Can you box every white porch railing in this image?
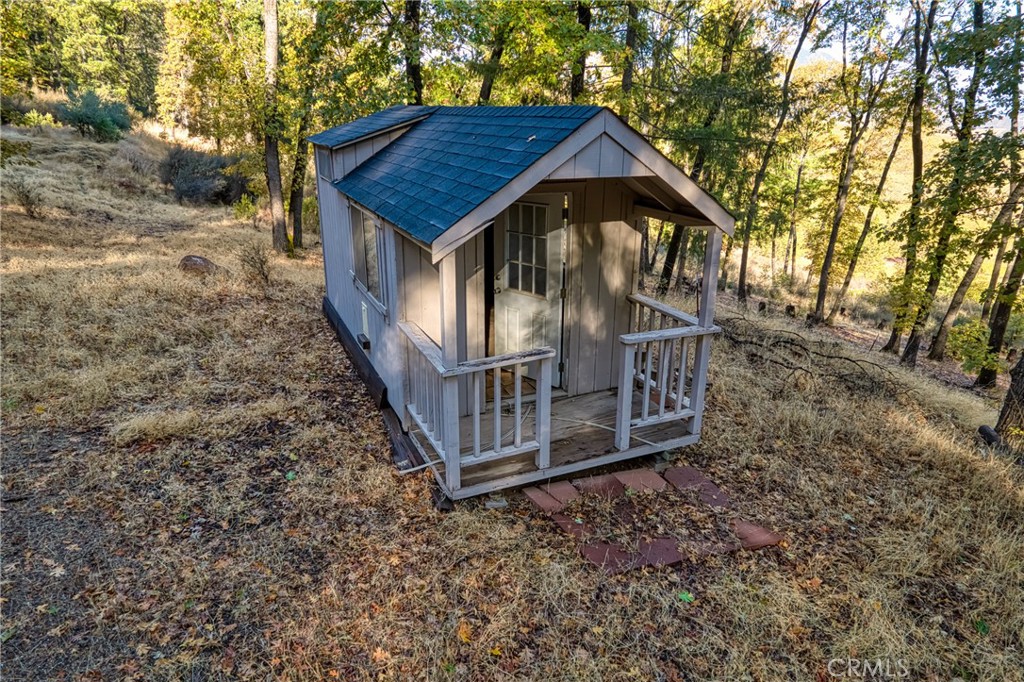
[615,293,720,451]
[399,321,555,492]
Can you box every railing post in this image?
[616,342,635,451]
[535,357,552,469]
[439,254,461,492]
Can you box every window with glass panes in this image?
[506,203,548,297]
[350,205,383,305]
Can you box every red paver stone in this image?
[572,473,626,499]
[612,468,668,493]
[698,482,730,509]
[663,466,709,491]
[551,512,593,540]
[636,537,684,567]
[543,480,581,505]
[523,486,564,513]
[731,519,784,550]
[580,542,636,574]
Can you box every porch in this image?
[401,293,720,499]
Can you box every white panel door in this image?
[495,194,564,386]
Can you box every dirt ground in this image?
[2,126,1023,681]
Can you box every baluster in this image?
[675,338,688,413]
[658,338,670,418]
[641,340,654,421]
[493,366,501,453]
[472,372,481,457]
[513,363,523,447]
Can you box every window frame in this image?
[505,202,549,299]
[316,146,333,180]
[348,203,387,314]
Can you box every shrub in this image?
[302,195,319,236]
[22,110,59,130]
[57,87,131,142]
[238,240,272,287]
[160,146,248,205]
[0,139,32,168]
[234,194,260,229]
[4,167,43,219]
[948,319,1000,373]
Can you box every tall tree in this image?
[404,0,423,105]
[736,0,825,302]
[881,0,940,354]
[264,0,288,253]
[977,233,1024,387]
[812,7,906,322]
[826,99,913,323]
[901,0,988,366]
[928,180,1024,359]
[571,1,591,102]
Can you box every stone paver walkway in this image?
[523,465,784,574]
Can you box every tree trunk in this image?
[657,224,684,295]
[982,236,1010,321]
[826,100,912,324]
[901,0,983,367]
[929,181,1024,359]
[976,238,1024,387]
[620,2,638,120]
[737,1,821,303]
[673,228,692,293]
[264,0,288,253]
[286,107,312,249]
[783,151,807,278]
[885,0,938,356]
[404,0,423,105]
[571,1,591,102]
[659,9,744,289]
[478,21,509,104]
[995,357,1024,452]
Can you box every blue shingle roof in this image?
[307,106,435,148]
[324,105,603,245]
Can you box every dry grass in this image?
[2,125,1023,681]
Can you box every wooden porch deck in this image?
[411,387,696,498]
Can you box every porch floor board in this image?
[412,388,694,495]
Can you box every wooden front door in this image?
[494,194,565,387]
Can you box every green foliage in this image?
[0,140,32,168]
[160,146,247,205]
[947,320,1000,373]
[58,87,131,141]
[234,194,259,228]
[22,110,59,130]
[0,1,164,114]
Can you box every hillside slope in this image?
[2,126,1022,681]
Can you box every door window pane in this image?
[506,202,552,297]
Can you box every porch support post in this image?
[535,357,552,469]
[439,252,462,492]
[691,229,721,434]
[615,343,636,450]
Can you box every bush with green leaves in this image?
[947,319,1000,373]
[57,87,131,142]
[22,110,59,129]
[160,146,248,205]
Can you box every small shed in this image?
[310,105,735,499]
